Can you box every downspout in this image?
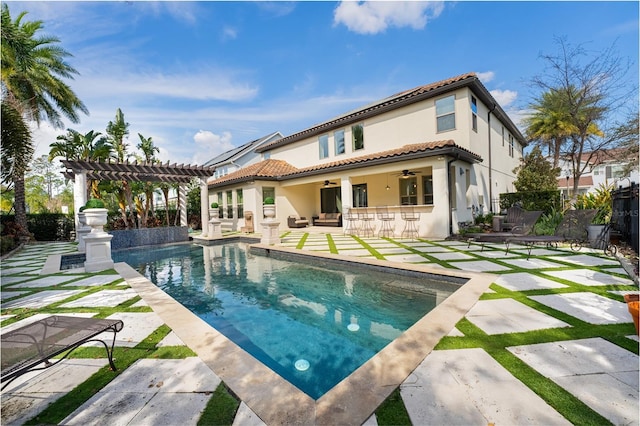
[447,155,459,236]
[487,103,497,213]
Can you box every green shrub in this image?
[210,202,218,208]
[534,207,564,235]
[574,183,613,224]
[263,197,275,205]
[84,198,105,209]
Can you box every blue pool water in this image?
[113,242,461,399]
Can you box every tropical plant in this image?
[1,4,87,236]
[574,183,614,224]
[106,108,134,227]
[136,133,160,227]
[533,206,564,235]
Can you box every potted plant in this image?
[83,198,108,231]
[263,197,276,220]
[210,202,219,219]
[575,183,613,249]
[624,294,639,335]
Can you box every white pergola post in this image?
[200,179,209,237]
[73,170,87,242]
[179,184,188,227]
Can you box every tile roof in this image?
[256,72,525,153]
[558,175,594,188]
[208,140,482,188]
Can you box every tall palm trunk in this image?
[13,168,29,238]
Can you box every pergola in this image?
[61,159,215,237]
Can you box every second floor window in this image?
[352,124,364,151]
[436,95,455,132]
[334,129,345,155]
[471,96,478,132]
[319,135,329,159]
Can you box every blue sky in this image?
[8,1,639,166]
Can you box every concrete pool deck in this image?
[1,234,638,425]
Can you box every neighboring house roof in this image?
[208,140,482,188]
[202,131,283,168]
[562,148,628,167]
[256,72,526,153]
[558,176,594,188]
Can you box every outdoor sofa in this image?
[313,213,342,227]
[288,216,309,228]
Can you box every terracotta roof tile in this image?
[558,176,594,188]
[258,73,479,152]
[208,140,482,188]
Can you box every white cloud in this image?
[490,89,518,107]
[476,71,495,83]
[333,1,444,35]
[222,26,238,41]
[191,130,234,165]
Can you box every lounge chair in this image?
[508,209,598,259]
[466,210,543,250]
[287,215,309,228]
[502,205,525,231]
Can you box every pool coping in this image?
[116,242,495,425]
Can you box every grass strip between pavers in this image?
[197,383,241,426]
[436,317,616,425]
[24,324,177,425]
[296,232,309,250]
[374,387,412,425]
[326,233,338,254]
[350,235,386,260]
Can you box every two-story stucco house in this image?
[205,72,526,239]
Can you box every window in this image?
[508,134,514,157]
[471,96,478,132]
[422,171,433,205]
[226,191,233,219]
[236,189,243,218]
[217,191,223,217]
[399,177,418,205]
[436,95,455,132]
[501,126,505,146]
[263,151,270,160]
[352,184,368,207]
[334,129,345,155]
[319,135,329,159]
[352,124,364,151]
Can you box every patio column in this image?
[73,170,87,242]
[200,179,209,237]
[340,177,353,212]
[179,184,188,227]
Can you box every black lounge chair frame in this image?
[1,315,124,390]
[508,209,599,259]
[466,210,543,251]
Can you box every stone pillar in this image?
[200,179,209,237]
[260,205,280,245]
[73,171,87,242]
[179,184,188,227]
[76,212,91,253]
[83,208,114,273]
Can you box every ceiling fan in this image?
[323,180,337,186]
[395,169,421,178]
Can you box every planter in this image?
[263,204,276,221]
[587,224,609,249]
[78,212,87,227]
[84,208,108,233]
[210,209,220,220]
[624,294,639,335]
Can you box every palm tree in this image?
[1,101,33,236]
[1,4,87,236]
[136,133,160,227]
[49,129,112,199]
[106,108,134,227]
[524,89,577,169]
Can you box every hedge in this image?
[1,213,75,241]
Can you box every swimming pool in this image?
[113,241,461,399]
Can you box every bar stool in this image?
[401,206,420,239]
[343,209,359,236]
[358,209,375,238]
[376,206,395,238]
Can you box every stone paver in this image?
[547,254,620,267]
[529,292,632,324]
[400,348,571,425]
[62,358,221,426]
[4,274,84,288]
[500,258,565,270]
[466,299,570,334]
[1,289,84,309]
[60,288,138,308]
[1,359,108,426]
[427,251,476,261]
[495,272,568,291]
[542,268,634,286]
[508,338,639,426]
[63,274,123,287]
[447,260,512,272]
[94,312,165,347]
